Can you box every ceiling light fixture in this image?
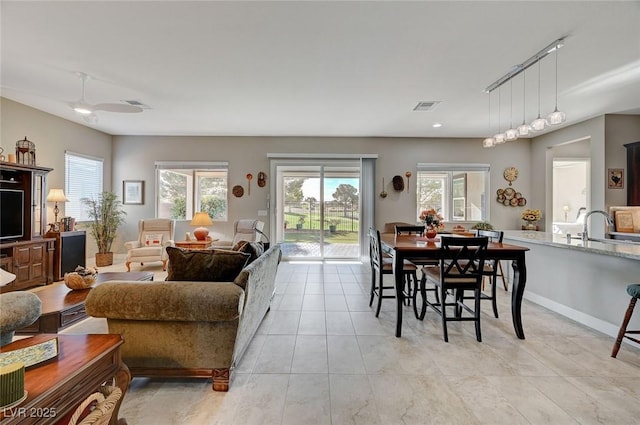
[505,79,519,141]
[546,41,566,125]
[483,37,566,146]
[483,92,495,148]
[517,68,532,137]
[432,123,442,128]
[494,87,506,144]
[530,58,548,132]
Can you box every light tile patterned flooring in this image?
[62,258,640,425]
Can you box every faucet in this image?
[581,210,613,242]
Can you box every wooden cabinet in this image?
[0,239,54,292]
[46,230,87,281]
[0,162,54,291]
[625,141,640,206]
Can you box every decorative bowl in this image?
[64,272,97,290]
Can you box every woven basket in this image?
[64,272,97,290]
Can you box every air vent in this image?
[122,100,151,109]
[413,101,441,112]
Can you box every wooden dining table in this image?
[380,233,530,339]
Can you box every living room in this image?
[2,1,640,424]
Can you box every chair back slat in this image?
[395,225,424,235]
[369,227,383,270]
[475,229,504,243]
[440,236,488,283]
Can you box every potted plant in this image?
[326,218,340,233]
[296,216,305,230]
[471,221,494,231]
[82,191,127,266]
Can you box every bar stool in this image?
[611,284,640,358]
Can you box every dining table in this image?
[380,233,530,339]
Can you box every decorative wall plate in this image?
[503,167,519,186]
[232,185,244,197]
[257,171,267,187]
[392,175,404,191]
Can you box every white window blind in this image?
[65,151,104,221]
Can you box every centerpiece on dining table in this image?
[419,208,445,239]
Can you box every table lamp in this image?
[190,212,213,241]
[47,189,68,230]
[0,267,17,286]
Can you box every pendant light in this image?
[546,41,566,125]
[517,68,532,136]
[530,57,547,131]
[505,79,519,141]
[494,86,506,144]
[483,91,495,148]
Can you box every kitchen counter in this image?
[503,230,640,261]
[502,230,640,346]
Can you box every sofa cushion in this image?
[232,241,264,264]
[166,247,250,282]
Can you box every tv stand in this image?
[0,161,54,292]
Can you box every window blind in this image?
[65,151,104,221]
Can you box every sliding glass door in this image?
[274,161,361,260]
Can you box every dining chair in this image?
[394,225,440,309]
[368,228,418,317]
[475,229,505,318]
[418,236,488,342]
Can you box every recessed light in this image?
[432,123,442,128]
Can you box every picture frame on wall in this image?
[608,168,624,189]
[123,180,144,204]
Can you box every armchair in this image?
[211,219,265,249]
[125,218,175,272]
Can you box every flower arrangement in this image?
[419,208,445,229]
[521,209,542,222]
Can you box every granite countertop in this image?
[503,230,640,261]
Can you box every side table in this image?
[174,239,217,250]
[0,334,130,425]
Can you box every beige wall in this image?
[1,98,113,255]
[112,135,532,252]
[5,98,637,255]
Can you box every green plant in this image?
[81,191,127,253]
[298,216,306,224]
[471,221,494,231]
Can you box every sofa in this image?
[85,243,281,391]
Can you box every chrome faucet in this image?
[582,210,613,242]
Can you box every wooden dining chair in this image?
[394,225,440,310]
[475,229,505,318]
[418,236,488,342]
[368,228,418,317]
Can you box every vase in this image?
[523,221,538,231]
[425,225,438,239]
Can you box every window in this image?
[416,164,489,222]
[65,151,104,221]
[155,161,228,221]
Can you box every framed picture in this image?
[123,180,144,204]
[608,168,624,189]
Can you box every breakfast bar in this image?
[503,231,640,342]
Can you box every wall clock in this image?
[503,167,519,186]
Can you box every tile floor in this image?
[61,259,640,425]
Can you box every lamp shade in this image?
[190,212,213,241]
[46,189,68,203]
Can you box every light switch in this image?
[258,210,268,216]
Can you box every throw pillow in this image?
[144,233,163,246]
[232,240,265,264]
[166,246,250,282]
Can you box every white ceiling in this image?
[2,1,640,138]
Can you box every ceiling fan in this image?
[70,72,143,122]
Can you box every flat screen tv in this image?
[0,189,25,241]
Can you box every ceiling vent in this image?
[413,101,440,112]
[122,99,151,109]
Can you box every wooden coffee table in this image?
[19,271,154,334]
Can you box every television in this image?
[0,189,25,241]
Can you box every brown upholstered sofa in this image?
[85,244,281,391]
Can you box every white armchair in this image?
[125,219,175,272]
[211,219,265,249]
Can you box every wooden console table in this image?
[19,271,154,334]
[0,334,130,425]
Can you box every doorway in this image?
[552,158,590,234]
[274,161,361,260]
